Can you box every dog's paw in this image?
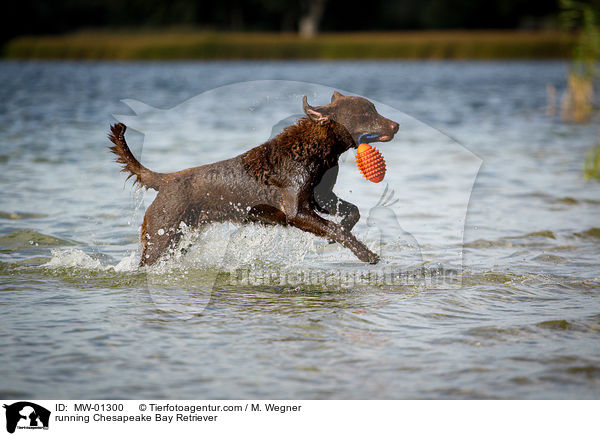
[368,252,380,264]
[357,250,380,264]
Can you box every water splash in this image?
[43,248,138,272]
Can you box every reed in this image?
[2,30,573,60]
[584,137,600,181]
[561,71,595,122]
[557,0,599,123]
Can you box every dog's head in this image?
[303,91,399,147]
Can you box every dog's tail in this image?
[108,123,164,191]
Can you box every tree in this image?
[299,0,327,37]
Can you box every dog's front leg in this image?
[289,208,379,264]
[314,190,360,232]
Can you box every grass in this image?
[2,30,574,60]
[584,138,600,181]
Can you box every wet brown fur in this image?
[109,124,164,191]
[108,92,399,266]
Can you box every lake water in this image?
[1,61,599,399]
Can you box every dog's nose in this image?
[391,122,399,133]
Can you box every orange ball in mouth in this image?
[355,143,386,183]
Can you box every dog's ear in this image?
[302,96,330,125]
[331,91,344,103]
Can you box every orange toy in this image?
[355,143,386,183]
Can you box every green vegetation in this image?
[2,30,573,60]
[0,0,564,43]
[584,138,600,180]
[558,2,600,181]
[559,0,600,122]
[561,0,600,77]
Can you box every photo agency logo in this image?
[112,80,481,318]
[3,402,50,433]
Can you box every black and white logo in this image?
[3,402,50,434]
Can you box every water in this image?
[1,61,599,399]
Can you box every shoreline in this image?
[2,30,573,60]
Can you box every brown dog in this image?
[109,91,399,266]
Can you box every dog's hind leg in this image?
[139,197,190,266]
